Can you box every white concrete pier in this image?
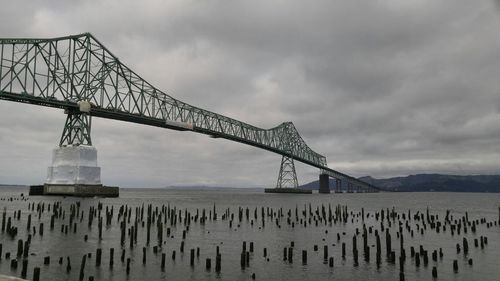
[36,145,118,197]
[46,145,101,185]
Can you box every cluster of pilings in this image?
[0,194,498,280]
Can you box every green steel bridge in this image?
[0,33,379,193]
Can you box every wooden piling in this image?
[79,255,86,281]
[190,249,195,266]
[463,237,469,255]
[33,267,40,281]
[385,230,391,257]
[17,239,23,257]
[96,248,102,267]
[66,257,72,273]
[353,236,358,265]
[215,254,221,272]
[161,253,166,270]
[21,259,28,278]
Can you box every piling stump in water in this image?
[109,248,114,268]
[206,258,211,270]
[33,267,40,281]
[161,253,166,270]
[215,254,221,272]
[79,255,87,281]
[96,248,102,267]
[21,259,28,278]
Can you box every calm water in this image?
[0,186,498,281]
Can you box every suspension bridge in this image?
[0,33,379,196]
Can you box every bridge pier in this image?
[347,182,354,193]
[319,174,330,194]
[31,103,118,197]
[335,179,342,193]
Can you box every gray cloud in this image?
[1,0,500,187]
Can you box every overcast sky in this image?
[1,0,500,188]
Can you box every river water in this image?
[0,186,498,281]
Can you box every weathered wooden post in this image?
[161,253,166,270]
[109,248,114,268]
[79,255,86,281]
[33,267,40,281]
[206,258,211,270]
[96,248,102,267]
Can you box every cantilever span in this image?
[0,33,379,192]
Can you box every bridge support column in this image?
[276,155,299,189]
[319,174,330,194]
[31,103,118,197]
[335,179,342,193]
[347,182,354,193]
[264,155,311,194]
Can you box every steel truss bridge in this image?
[0,33,379,193]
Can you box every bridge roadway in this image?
[0,33,379,192]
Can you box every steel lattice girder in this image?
[0,33,380,191]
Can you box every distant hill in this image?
[301,174,500,192]
[0,184,26,187]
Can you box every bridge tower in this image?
[276,155,299,188]
[264,155,312,194]
[41,101,118,197]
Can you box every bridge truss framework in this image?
[0,33,379,193]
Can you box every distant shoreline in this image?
[301,173,500,193]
